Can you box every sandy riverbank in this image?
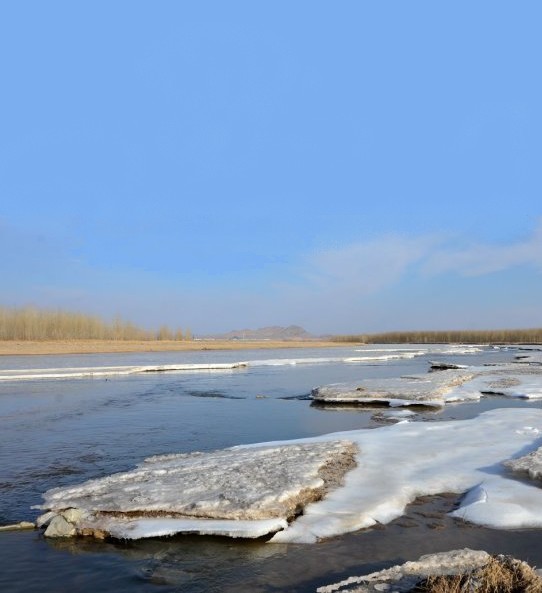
[0,339,351,356]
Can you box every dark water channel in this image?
[1,346,540,592]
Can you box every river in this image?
[1,345,541,592]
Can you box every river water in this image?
[1,345,541,592]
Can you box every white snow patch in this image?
[269,408,542,542]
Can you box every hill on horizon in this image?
[205,325,315,341]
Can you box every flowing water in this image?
[1,345,541,592]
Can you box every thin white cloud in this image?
[422,221,542,277]
[301,234,441,294]
[296,220,542,296]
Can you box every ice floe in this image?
[0,354,425,382]
[37,440,357,539]
[514,352,542,365]
[313,364,542,407]
[504,446,542,482]
[0,344,494,383]
[429,360,469,370]
[478,372,542,399]
[345,352,426,362]
[1,345,486,384]
[0,362,248,381]
[312,370,477,407]
[36,408,542,543]
[376,409,417,421]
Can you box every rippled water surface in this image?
[1,345,540,592]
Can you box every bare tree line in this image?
[332,329,542,344]
[0,306,192,341]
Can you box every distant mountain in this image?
[206,325,314,341]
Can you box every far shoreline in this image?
[0,339,353,357]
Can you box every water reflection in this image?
[16,494,542,593]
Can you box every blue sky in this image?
[1,1,541,334]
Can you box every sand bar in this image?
[0,339,349,356]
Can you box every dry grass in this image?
[0,339,342,356]
[333,328,542,344]
[333,329,542,344]
[415,556,542,593]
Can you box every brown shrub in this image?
[415,556,542,593]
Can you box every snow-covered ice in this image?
[313,365,542,407]
[0,344,492,383]
[0,362,248,381]
[268,409,542,543]
[312,370,477,407]
[377,409,416,420]
[0,354,426,382]
[514,352,542,365]
[37,408,542,543]
[470,368,542,399]
[429,360,468,369]
[344,352,426,362]
[38,440,357,539]
[504,446,542,482]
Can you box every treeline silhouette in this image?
[332,329,542,344]
[0,307,192,341]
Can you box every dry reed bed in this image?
[415,556,542,593]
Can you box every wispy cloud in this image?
[422,221,542,277]
[301,234,441,294]
[295,220,542,294]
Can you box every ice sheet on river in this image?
[313,365,542,407]
[505,445,542,482]
[37,409,542,543]
[38,441,357,539]
[0,344,482,382]
[514,351,542,365]
[312,370,477,407]
[0,362,248,381]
